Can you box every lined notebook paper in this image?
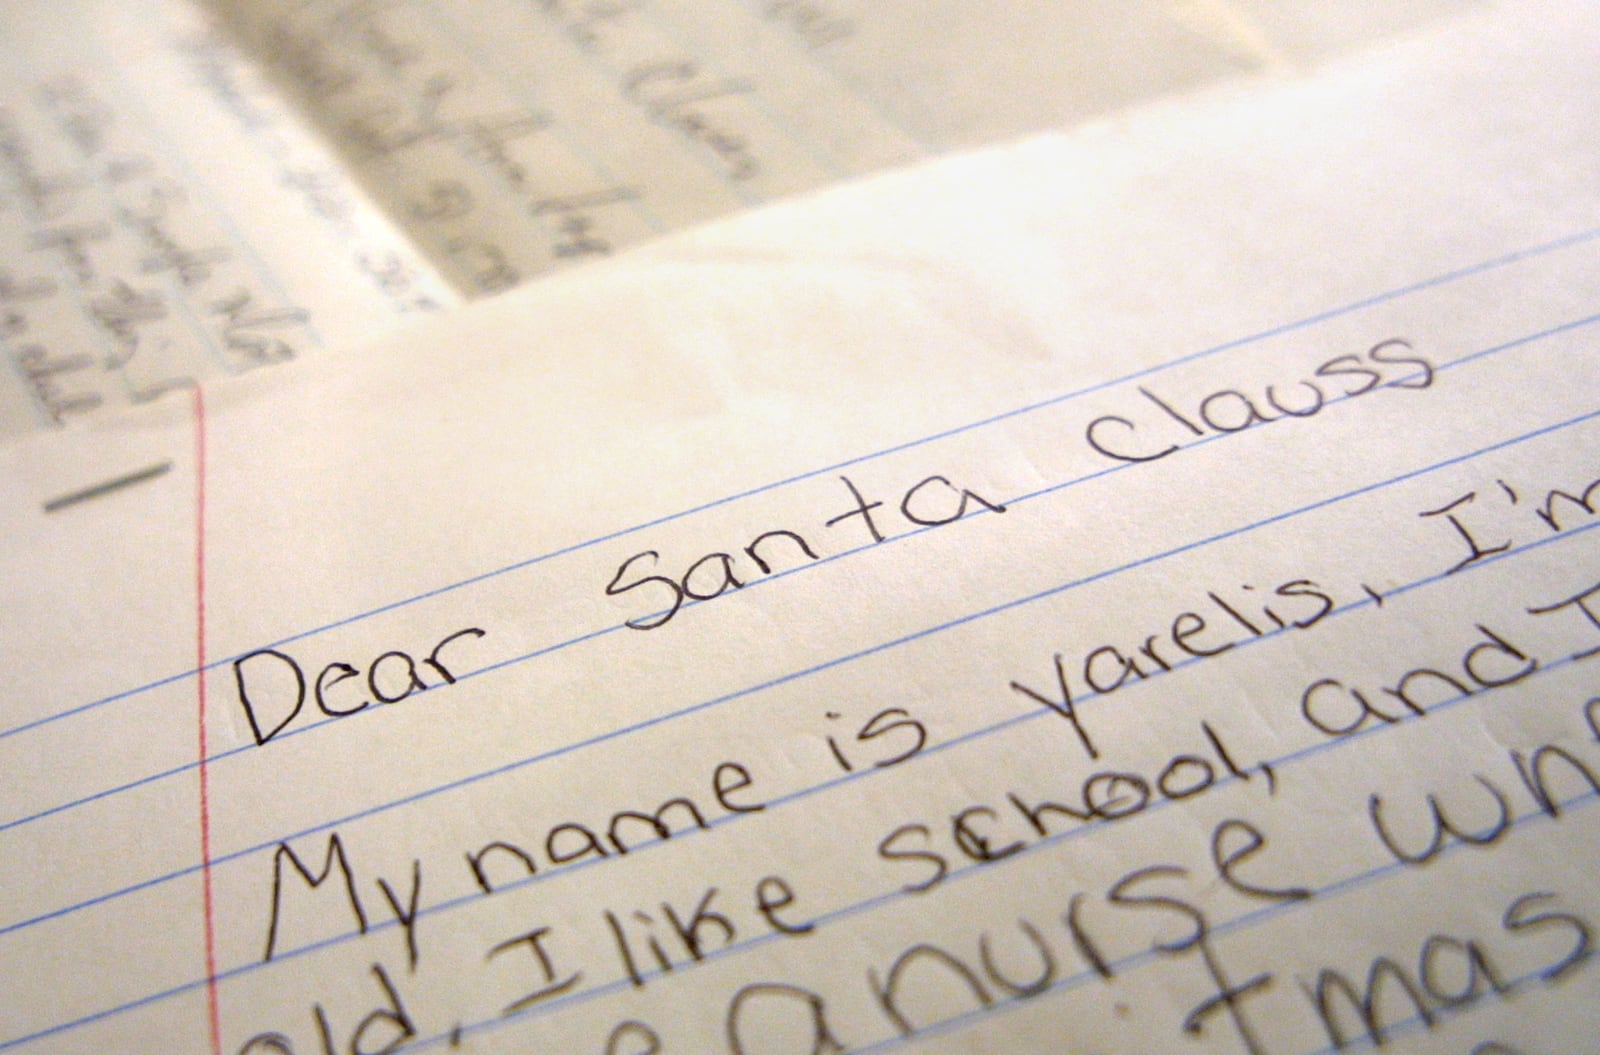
[3,1,1600,1052]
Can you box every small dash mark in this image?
[1362,583,1385,607]
[450,1024,463,1048]
[43,460,172,512]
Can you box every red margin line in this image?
[193,386,222,1055]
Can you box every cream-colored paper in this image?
[0,0,458,441]
[3,1,1599,1052]
[1,0,1471,437]
[206,0,1476,296]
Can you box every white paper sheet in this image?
[2,1,1596,1052]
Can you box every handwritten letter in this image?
[1,2,1594,1053]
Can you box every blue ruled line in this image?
[5,224,1597,744]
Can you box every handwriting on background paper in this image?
[0,76,315,427]
[215,0,653,293]
[0,3,464,437]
